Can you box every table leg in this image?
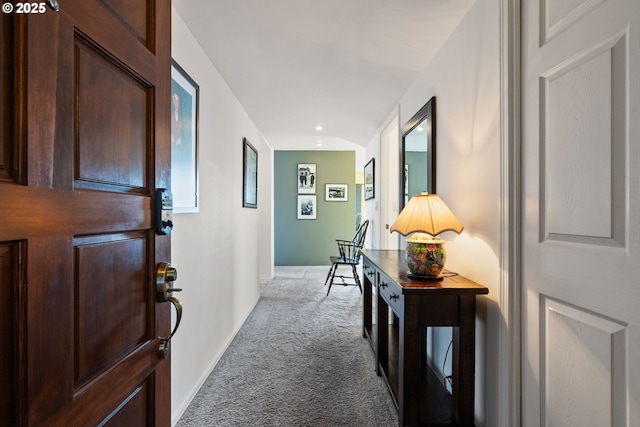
[376,293,388,376]
[452,295,477,426]
[363,273,372,339]
[400,297,421,426]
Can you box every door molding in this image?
[380,114,399,250]
[498,0,522,425]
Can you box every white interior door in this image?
[380,116,399,250]
[522,1,640,426]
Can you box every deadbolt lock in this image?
[156,262,181,302]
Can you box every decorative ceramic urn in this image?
[405,233,446,278]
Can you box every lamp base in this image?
[405,238,447,278]
[407,272,443,281]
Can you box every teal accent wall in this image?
[275,151,356,265]
[406,151,428,199]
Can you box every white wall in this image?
[362,108,399,251]
[366,2,501,425]
[170,7,274,425]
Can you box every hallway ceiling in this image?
[172,0,475,151]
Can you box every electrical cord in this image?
[441,269,459,278]
[443,339,454,393]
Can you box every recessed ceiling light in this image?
[315,125,323,132]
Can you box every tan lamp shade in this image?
[390,193,464,237]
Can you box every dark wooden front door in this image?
[1,1,172,426]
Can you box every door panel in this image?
[0,241,26,427]
[0,1,172,426]
[542,296,627,427]
[540,32,626,247]
[74,233,150,387]
[0,13,14,182]
[522,0,640,426]
[102,382,151,427]
[99,0,152,46]
[76,38,150,191]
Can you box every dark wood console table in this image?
[361,250,488,427]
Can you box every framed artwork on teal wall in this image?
[325,184,348,201]
[297,195,316,219]
[297,163,316,194]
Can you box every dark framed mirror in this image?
[400,96,436,209]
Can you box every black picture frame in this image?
[243,138,258,208]
[171,60,200,213]
[364,158,375,200]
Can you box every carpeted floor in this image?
[176,266,398,427]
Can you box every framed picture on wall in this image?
[171,59,199,213]
[243,138,258,208]
[297,195,316,219]
[364,158,375,200]
[297,163,316,194]
[325,184,348,201]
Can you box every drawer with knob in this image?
[362,260,378,285]
[378,270,404,317]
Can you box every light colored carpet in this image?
[176,265,398,427]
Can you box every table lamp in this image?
[390,193,463,279]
